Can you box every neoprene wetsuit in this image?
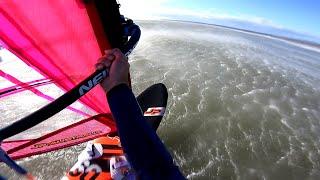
[107,84,185,180]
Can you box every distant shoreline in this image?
[154,19,320,51]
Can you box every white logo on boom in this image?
[79,70,107,96]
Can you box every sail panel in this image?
[0,0,111,114]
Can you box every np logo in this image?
[144,107,166,116]
[79,70,107,96]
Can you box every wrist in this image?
[105,82,129,93]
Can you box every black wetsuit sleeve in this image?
[107,84,185,179]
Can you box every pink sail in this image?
[0,0,119,160]
[0,0,111,113]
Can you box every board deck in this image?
[65,83,168,179]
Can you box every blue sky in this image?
[120,0,320,43]
[168,0,319,37]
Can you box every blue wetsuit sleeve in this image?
[107,84,185,179]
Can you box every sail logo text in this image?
[31,131,103,149]
[79,70,107,96]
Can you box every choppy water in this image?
[1,20,320,179]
